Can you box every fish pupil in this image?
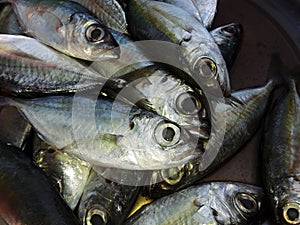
[198,58,216,78]
[287,208,299,221]
[90,214,105,225]
[239,197,255,210]
[91,29,102,40]
[162,127,175,142]
[181,96,197,114]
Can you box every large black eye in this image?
[86,24,105,43]
[86,209,107,225]
[176,92,202,115]
[154,121,181,147]
[283,202,300,224]
[194,57,217,78]
[234,193,258,215]
[221,25,238,36]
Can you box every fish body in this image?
[146,79,275,198]
[0,141,80,225]
[72,0,128,33]
[4,0,119,60]
[5,95,200,170]
[125,182,264,225]
[155,0,218,28]
[127,0,230,96]
[78,169,140,225]
[262,80,300,224]
[0,34,125,96]
[33,135,92,210]
[211,23,243,68]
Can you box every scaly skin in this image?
[262,80,300,224]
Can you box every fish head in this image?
[183,36,231,97]
[134,72,210,140]
[120,114,201,170]
[66,13,120,61]
[199,183,264,224]
[277,178,300,225]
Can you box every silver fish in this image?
[2,0,119,60]
[72,0,128,33]
[127,0,230,96]
[78,169,140,225]
[4,95,201,171]
[262,79,300,225]
[211,23,243,68]
[33,135,92,210]
[145,77,276,198]
[0,34,126,96]
[155,0,218,28]
[125,182,264,225]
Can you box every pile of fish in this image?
[0,0,298,224]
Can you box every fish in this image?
[154,0,218,28]
[262,79,300,225]
[0,106,31,149]
[0,4,22,34]
[124,182,265,225]
[0,141,80,225]
[127,0,230,96]
[0,34,126,96]
[211,23,243,68]
[72,0,128,33]
[145,76,276,198]
[33,135,92,210]
[78,169,140,225]
[1,0,119,61]
[2,94,201,171]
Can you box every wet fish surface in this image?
[72,0,128,33]
[78,169,140,225]
[127,0,230,96]
[33,135,92,210]
[145,77,276,198]
[2,0,119,60]
[3,95,201,171]
[0,141,80,225]
[262,79,300,225]
[0,34,126,96]
[125,182,264,225]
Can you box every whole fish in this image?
[72,0,128,33]
[127,0,230,96]
[262,79,300,225]
[33,135,92,210]
[3,95,201,171]
[155,0,218,28]
[0,34,126,96]
[125,182,265,225]
[0,141,80,225]
[145,76,276,198]
[78,169,140,225]
[211,23,243,68]
[1,0,119,60]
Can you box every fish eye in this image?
[234,193,258,215]
[86,209,107,225]
[176,92,202,115]
[194,57,217,79]
[221,26,238,36]
[161,166,184,185]
[283,202,300,224]
[86,24,105,43]
[154,121,181,147]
